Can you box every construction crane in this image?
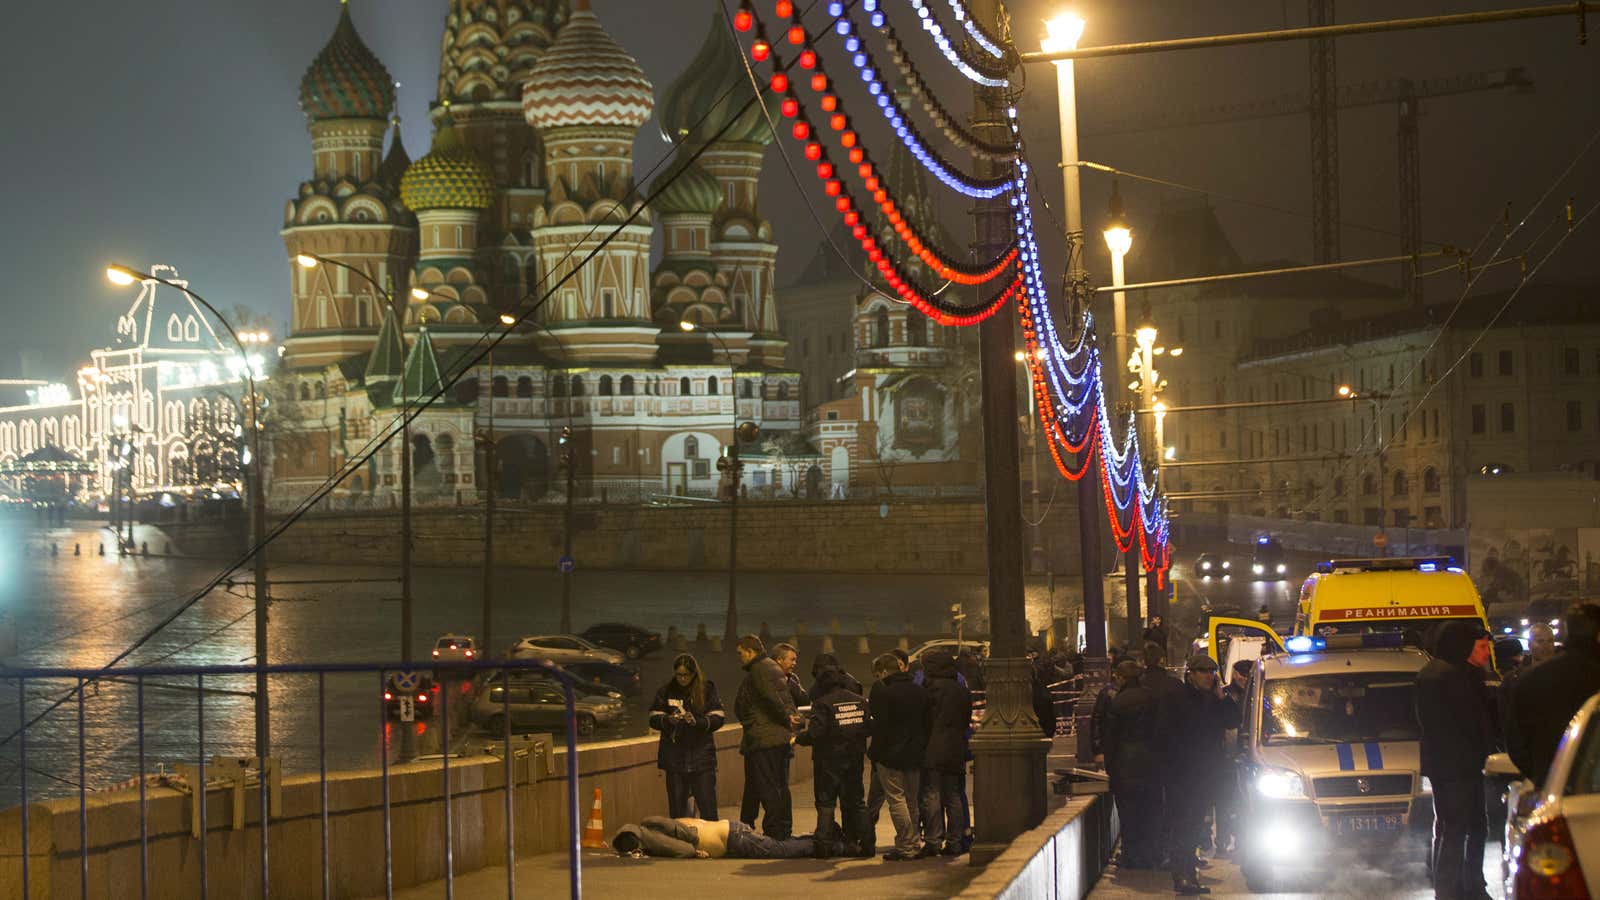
[1084,66,1533,302]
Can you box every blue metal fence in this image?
[1,658,584,899]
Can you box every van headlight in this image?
[1254,766,1307,800]
[1276,563,1287,574]
[1253,563,1265,575]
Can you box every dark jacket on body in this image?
[797,669,871,759]
[781,669,810,711]
[868,670,931,770]
[1103,677,1164,783]
[648,679,725,773]
[1508,645,1600,785]
[1415,621,1496,781]
[921,652,974,773]
[1160,678,1240,786]
[736,655,796,753]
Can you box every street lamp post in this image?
[679,319,757,646]
[475,312,518,657]
[106,265,271,760]
[1104,190,1141,646]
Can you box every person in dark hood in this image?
[809,652,863,697]
[1508,604,1600,786]
[1161,654,1239,895]
[796,666,871,858]
[1103,659,1163,869]
[919,649,974,856]
[648,653,725,819]
[1416,620,1496,900]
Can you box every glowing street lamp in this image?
[1042,10,1087,285]
[498,313,516,327]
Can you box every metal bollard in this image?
[141,542,148,556]
[820,634,834,655]
[74,543,81,556]
[98,544,105,556]
[897,634,910,653]
[710,635,723,653]
[695,623,708,643]
[856,635,871,655]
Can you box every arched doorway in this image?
[412,434,440,488]
[496,434,550,500]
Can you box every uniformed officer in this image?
[797,666,872,857]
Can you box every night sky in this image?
[2,0,1595,374]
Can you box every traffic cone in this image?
[580,787,607,849]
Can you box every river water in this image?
[0,516,1085,805]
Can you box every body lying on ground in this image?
[612,816,843,860]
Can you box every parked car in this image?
[507,634,625,666]
[431,634,479,662]
[1195,552,1231,578]
[580,623,662,659]
[907,638,989,668]
[470,679,625,737]
[1502,693,1600,898]
[562,659,643,696]
[484,669,626,701]
[382,673,438,719]
[1251,536,1288,580]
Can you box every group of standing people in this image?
[646,636,976,862]
[1093,641,1240,895]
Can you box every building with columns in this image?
[270,0,810,508]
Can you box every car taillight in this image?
[432,649,440,657]
[1516,815,1590,899]
[417,693,428,703]
[466,649,474,657]
[383,691,393,700]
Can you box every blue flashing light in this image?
[1285,636,1325,653]
[1447,566,1464,574]
[1418,562,1438,573]
[1257,536,1270,545]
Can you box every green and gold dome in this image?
[299,2,395,123]
[649,159,721,215]
[399,121,494,211]
[657,3,782,147]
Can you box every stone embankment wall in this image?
[165,498,1087,576]
[0,726,811,900]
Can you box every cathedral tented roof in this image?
[299,3,395,123]
[363,306,405,383]
[397,327,446,403]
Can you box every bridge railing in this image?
[0,658,583,900]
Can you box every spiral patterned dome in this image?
[299,4,395,123]
[521,0,654,131]
[650,160,721,215]
[399,122,494,211]
[658,4,780,146]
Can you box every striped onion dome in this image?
[657,4,780,146]
[521,0,654,132]
[299,3,395,122]
[399,122,494,211]
[649,160,721,215]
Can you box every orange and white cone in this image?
[581,787,608,849]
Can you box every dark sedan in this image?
[580,622,662,659]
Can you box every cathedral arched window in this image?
[685,436,700,459]
[777,383,790,401]
[741,380,753,399]
[599,375,613,396]
[907,314,926,347]
[522,153,537,187]
[620,375,635,396]
[707,376,718,396]
[300,384,312,402]
[874,309,890,348]
[552,376,566,397]
[570,375,585,396]
[315,382,326,400]
[516,376,533,398]
[492,376,509,398]
[680,376,691,396]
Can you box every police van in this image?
[1293,556,1490,645]
[1225,633,1434,891]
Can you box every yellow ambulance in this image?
[1293,557,1490,643]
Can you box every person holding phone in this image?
[649,653,725,818]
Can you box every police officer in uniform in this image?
[798,666,872,857]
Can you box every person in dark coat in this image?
[1089,653,1133,763]
[797,666,871,857]
[1416,620,1496,900]
[648,653,725,819]
[1161,654,1239,895]
[1141,642,1184,706]
[1032,653,1059,740]
[809,652,863,697]
[868,652,931,860]
[735,634,798,838]
[918,649,974,856]
[1508,604,1600,786]
[1142,616,1170,657]
[771,642,810,710]
[1104,659,1163,869]
[1214,658,1253,855]
[864,651,908,846]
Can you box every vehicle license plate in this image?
[1334,814,1401,834]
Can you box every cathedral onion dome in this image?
[521,0,654,132]
[650,160,721,215]
[399,121,494,211]
[657,4,780,146]
[298,3,395,123]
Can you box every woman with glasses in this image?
[649,653,726,818]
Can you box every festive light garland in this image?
[895,0,1011,85]
[881,26,1013,160]
[939,0,1007,60]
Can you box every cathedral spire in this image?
[363,305,405,383]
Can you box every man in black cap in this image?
[1160,653,1239,895]
[1416,620,1496,900]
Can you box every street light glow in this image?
[1041,12,1086,54]
[1103,224,1132,257]
[410,287,430,301]
[1337,384,1353,397]
[1136,324,1158,345]
[679,320,697,332]
[1169,347,1184,357]
[295,254,318,269]
[105,266,136,286]
[498,313,516,326]
[1013,350,1026,362]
